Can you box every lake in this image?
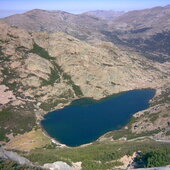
[41,89,155,146]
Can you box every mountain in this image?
[82,10,124,20]
[1,9,107,41]
[2,7,170,63]
[106,6,170,62]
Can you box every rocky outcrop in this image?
[43,161,82,170]
[0,148,33,166]
[44,161,73,170]
[0,85,16,105]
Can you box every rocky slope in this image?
[2,7,170,63]
[2,9,107,41]
[107,6,170,62]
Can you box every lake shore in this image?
[40,89,156,147]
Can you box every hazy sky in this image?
[0,0,170,16]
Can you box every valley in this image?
[0,5,170,170]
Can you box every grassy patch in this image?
[5,129,51,151]
[24,140,170,169]
[149,113,159,123]
[40,99,68,111]
[82,160,123,170]
[0,108,36,141]
[105,127,163,141]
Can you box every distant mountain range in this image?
[1,6,170,62]
[1,9,107,41]
[82,10,124,20]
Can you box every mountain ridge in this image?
[2,6,170,62]
[82,10,125,20]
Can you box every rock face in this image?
[0,85,16,105]
[0,148,33,166]
[43,161,73,170]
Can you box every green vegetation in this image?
[135,150,170,168]
[41,63,60,86]
[16,46,28,52]
[0,159,42,170]
[40,58,83,97]
[104,114,163,140]
[105,127,162,141]
[29,42,54,60]
[82,160,122,170]
[166,131,170,136]
[0,108,36,141]
[30,43,84,97]
[0,46,3,55]
[152,88,170,106]
[59,89,75,99]
[63,72,83,97]
[43,143,58,149]
[1,66,20,91]
[0,40,8,43]
[24,140,170,170]
[149,112,160,123]
[40,99,68,111]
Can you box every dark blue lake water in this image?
[41,89,155,147]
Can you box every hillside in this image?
[2,9,107,41]
[2,7,170,63]
[106,6,170,62]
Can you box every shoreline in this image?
[39,88,157,148]
[39,122,67,148]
